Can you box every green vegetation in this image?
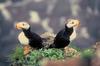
[10,45,94,66]
[81,48,94,58]
[10,47,65,66]
[10,46,24,61]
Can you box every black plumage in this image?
[50,26,73,48]
[22,28,43,49]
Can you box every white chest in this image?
[18,32,29,45]
[70,29,76,41]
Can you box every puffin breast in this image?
[70,29,76,41]
[18,32,29,45]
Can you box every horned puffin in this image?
[50,19,80,48]
[15,22,43,55]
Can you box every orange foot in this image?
[23,45,31,55]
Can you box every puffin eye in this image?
[71,22,74,24]
[22,24,25,26]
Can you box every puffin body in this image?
[16,22,43,55]
[50,19,80,48]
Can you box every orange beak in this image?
[77,21,80,27]
[75,20,80,28]
[15,23,22,30]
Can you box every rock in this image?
[64,47,80,58]
[40,32,56,48]
[42,57,82,66]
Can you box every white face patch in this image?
[67,24,73,28]
[22,22,30,30]
[66,21,75,28]
[66,19,80,28]
[18,32,29,45]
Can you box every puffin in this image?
[15,22,43,55]
[50,19,80,48]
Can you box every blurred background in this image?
[0,0,100,66]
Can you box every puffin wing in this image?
[53,29,70,48]
[28,32,43,48]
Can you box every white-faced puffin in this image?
[50,19,80,48]
[15,22,43,55]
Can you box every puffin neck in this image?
[65,25,73,36]
[22,28,32,38]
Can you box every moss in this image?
[10,46,24,61]
[11,45,93,66]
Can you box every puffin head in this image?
[15,22,30,30]
[65,19,80,28]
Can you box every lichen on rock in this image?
[40,32,56,48]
